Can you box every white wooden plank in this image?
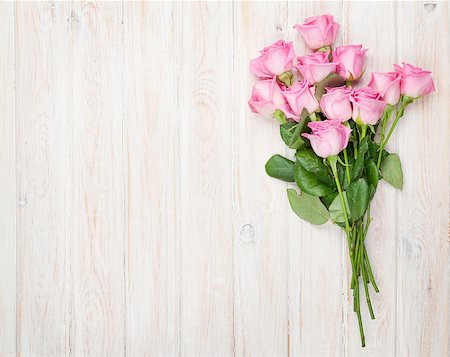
[69,2,125,355]
[15,2,71,355]
[0,2,16,355]
[343,2,398,355]
[5,3,450,355]
[178,3,234,355]
[233,3,290,356]
[396,2,449,356]
[284,3,345,356]
[123,2,180,355]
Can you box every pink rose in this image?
[333,45,367,80]
[302,120,351,158]
[320,86,353,122]
[249,40,296,78]
[350,87,387,125]
[296,50,337,83]
[281,80,319,116]
[294,14,339,50]
[368,71,402,105]
[248,77,295,119]
[394,62,435,98]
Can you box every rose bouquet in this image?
[248,14,434,347]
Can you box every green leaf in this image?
[365,159,379,189]
[294,160,336,197]
[350,137,369,181]
[280,122,296,142]
[265,155,295,182]
[273,109,287,124]
[367,140,378,160]
[280,123,304,150]
[314,73,345,101]
[279,110,310,149]
[368,140,389,162]
[359,136,369,156]
[368,183,376,201]
[287,188,330,225]
[337,157,348,189]
[381,154,403,190]
[295,148,334,186]
[321,192,338,209]
[347,178,370,221]
[329,192,351,223]
[351,155,365,181]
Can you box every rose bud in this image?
[302,120,351,158]
[320,86,353,122]
[368,71,402,105]
[394,62,435,98]
[294,14,339,50]
[249,40,296,78]
[248,77,296,120]
[296,50,337,83]
[333,45,368,81]
[281,80,320,116]
[350,87,387,125]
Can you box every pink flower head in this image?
[249,40,296,78]
[350,87,387,125]
[302,120,351,158]
[296,50,337,83]
[320,86,353,122]
[368,71,402,105]
[281,80,319,116]
[294,14,340,50]
[394,62,435,98]
[333,45,368,80]
[248,77,296,120]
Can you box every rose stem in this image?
[330,156,365,346]
[351,224,361,291]
[376,105,392,168]
[361,231,375,319]
[354,267,365,347]
[364,248,380,293]
[355,223,366,347]
[329,156,358,292]
[362,206,380,293]
[329,157,353,256]
[343,148,351,185]
[359,124,368,141]
[377,97,412,169]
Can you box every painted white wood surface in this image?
[0,2,448,356]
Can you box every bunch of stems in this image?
[328,97,412,346]
[329,155,378,348]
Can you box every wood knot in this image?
[424,2,437,12]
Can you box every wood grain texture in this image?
[123,2,180,355]
[69,2,125,355]
[396,2,449,356]
[233,3,290,356]
[0,2,16,355]
[178,3,234,355]
[1,2,448,356]
[15,2,71,355]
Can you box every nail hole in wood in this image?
[240,224,255,243]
